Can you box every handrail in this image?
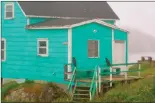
[67,67,76,92]
[89,66,98,101]
[99,62,141,68]
[112,62,141,66]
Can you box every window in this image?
[1,39,6,61]
[38,39,48,56]
[88,40,99,58]
[5,3,14,19]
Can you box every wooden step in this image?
[76,86,90,90]
[76,89,89,92]
[73,93,90,98]
[73,97,90,101]
[75,89,89,94]
[74,93,89,96]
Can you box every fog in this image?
[108,2,155,37]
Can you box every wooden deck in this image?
[77,75,143,83]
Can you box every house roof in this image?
[26,19,89,28]
[18,1,119,19]
[26,19,129,33]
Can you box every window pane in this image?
[39,48,46,54]
[39,41,46,47]
[94,41,98,57]
[6,5,13,11]
[6,12,13,18]
[1,51,4,60]
[88,40,98,57]
[1,41,4,49]
[88,40,95,57]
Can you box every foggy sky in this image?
[108,2,155,37]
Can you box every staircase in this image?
[73,85,90,102]
[67,66,98,102]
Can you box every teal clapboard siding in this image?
[1,2,68,84]
[114,29,128,63]
[72,23,112,70]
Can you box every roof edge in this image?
[26,15,120,20]
[26,19,129,33]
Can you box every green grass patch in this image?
[94,62,155,102]
[128,62,155,77]
[94,77,155,102]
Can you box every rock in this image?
[4,83,68,102]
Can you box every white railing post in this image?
[68,64,72,80]
[90,92,92,101]
[110,67,112,87]
[138,64,141,77]
[98,66,101,93]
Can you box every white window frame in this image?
[5,3,14,19]
[88,40,100,58]
[37,38,48,57]
[1,38,6,62]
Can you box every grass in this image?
[94,76,155,102]
[128,62,155,77]
[93,62,155,102]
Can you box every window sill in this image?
[4,17,14,20]
[38,54,48,57]
[88,57,100,58]
[2,60,6,62]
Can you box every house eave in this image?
[26,19,129,33]
[26,15,120,20]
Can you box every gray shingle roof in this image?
[18,1,119,19]
[26,19,89,28]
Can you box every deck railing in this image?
[67,66,76,92]
[89,66,98,101]
[98,62,143,93]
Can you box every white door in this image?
[113,41,126,74]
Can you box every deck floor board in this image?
[77,75,143,83]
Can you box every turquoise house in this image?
[1,1,128,84]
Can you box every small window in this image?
[1,39,6,61]
[88,40,99,58]
[5,3,14,19]
[38,39,48,56]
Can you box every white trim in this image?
[112,29,114,64]
[26,15,119,20]
[4,2,14,19]
[37,38,49,57]
[99,19,118,21]
[71,19,128,33]
[16,2,26,17]
[68,28,72,79]
[27,19,128,33]
[26,26,69,29]
[26,15,86,19]
[1,38,6,62]
[88,40,100,58]
[27,18,30,25]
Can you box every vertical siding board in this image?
[1,2,68,84]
